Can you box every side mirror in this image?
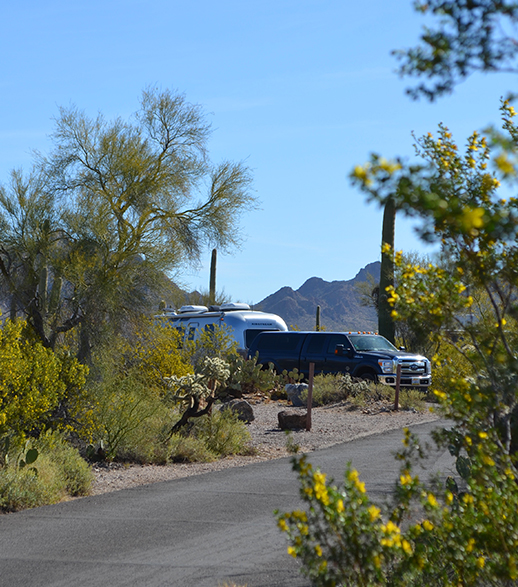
[399,346,406,351]
[335,344,345,356]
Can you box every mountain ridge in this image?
[255,261,380,331]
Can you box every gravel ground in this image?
[90,400,440,496]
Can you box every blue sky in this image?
[1,1,513,305]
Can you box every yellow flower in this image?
[400,472,413,486]
[477,556,485,569]
[478,431,488,439]
[336,499,345,513]
[278,519,288,532]
[422,520,434,531]
[315,544,323,557]
[287,546,297,558]
[382,520,401,535]
[368,505,381,521]
[461,206,485,231]
[495,153,516,175]
[427,493,439,508]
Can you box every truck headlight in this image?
[378,359,396,374]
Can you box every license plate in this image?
[411,378,420,385]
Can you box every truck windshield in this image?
[348,335,397,352]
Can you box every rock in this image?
[220,399,255,423]
[278,410,307,430]
[285,383,309,407]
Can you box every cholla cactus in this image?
[200,356,230,384]
[166,356,230,435]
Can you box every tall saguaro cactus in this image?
[316,305,321,331]
[378,198,396,344]
[209,248,217,305]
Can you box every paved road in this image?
[0,420,452,587]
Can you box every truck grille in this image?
[400,359,427,376]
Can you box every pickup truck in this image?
[247,331,431,390]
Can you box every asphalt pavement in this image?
[0,420,452,587]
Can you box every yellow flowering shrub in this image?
[279,103,518,586]
[0,318,87,439]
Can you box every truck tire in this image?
[359,371,377,383]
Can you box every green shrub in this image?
[0,466,57,512]
[168,434,217,463]
[299,373,425,411]
[0,433,92,511]
[194,409,254,457]
[168,410,253,463]
[35,431,92,496]
[84,370,166,461]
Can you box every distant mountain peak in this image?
[257,261,380,331]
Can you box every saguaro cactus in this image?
[209,248,217,305]
[316,305,321,331]
[378,198,396,344]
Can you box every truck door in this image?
[324,334,357,375]
[301,334,329,375]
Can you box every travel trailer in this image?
[157,303,288,355]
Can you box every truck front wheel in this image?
[359,371,377,383]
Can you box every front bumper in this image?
[378,374,431,388]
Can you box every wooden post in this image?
[394,362,401,411]
[307,363,314,431]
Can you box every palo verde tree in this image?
[394,0,518,100]
[0,88,255,362]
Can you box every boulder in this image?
[219,399,255,423]
[278,410,307,430]
[285,383,309,407]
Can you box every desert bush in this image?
[130,319,193,388]
[0,433,92,512]
[168,433,216,463]
[168,410,252,462]
[195,409,253,457]
[76,326,193,462]
[299,374,424,411]
[83,368,166,461]
[182,323,238,370]
[35,431,93,496]
[226,352,279,395]
[0,318,87,438]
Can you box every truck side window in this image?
[306,334,326,354]
[326,334,349,354]
[256,333,301,351]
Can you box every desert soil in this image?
[90,399,440,496]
